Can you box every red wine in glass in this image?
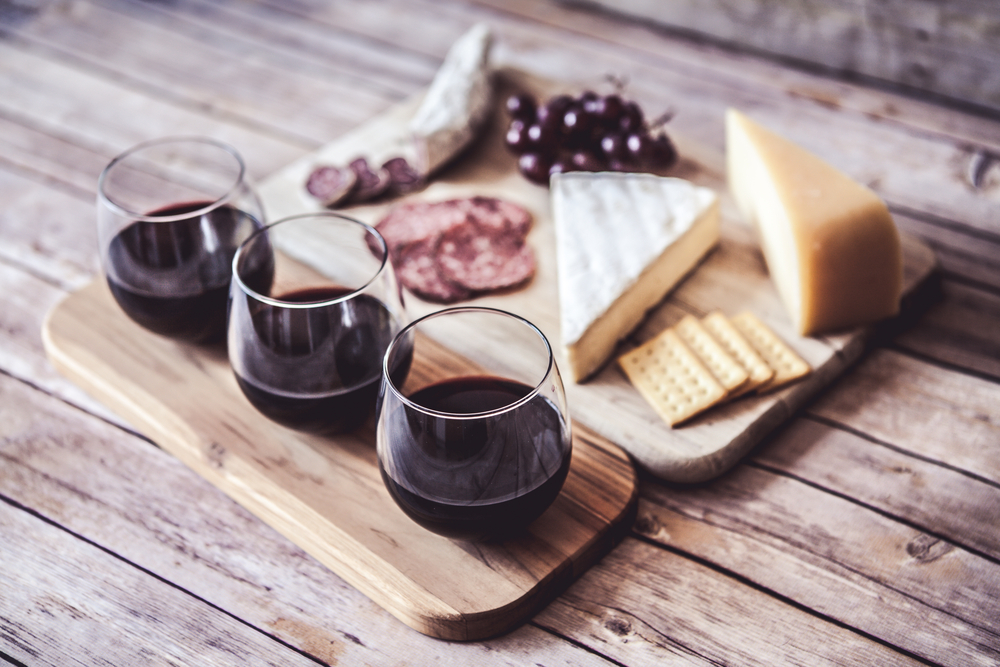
[379,375,571,541]
[234,286,412,434]
[106,201,266,342]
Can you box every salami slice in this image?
[458,196,533,237]
[374,196,535,302]
[394,239,471,304]
[435,221,536,292]
[305,165,356,206]
[382,157,424,195]
[346,157,391,203]
[375,200,468,258]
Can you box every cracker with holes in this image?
[730,312,811,393]
[618,329,726,427]
[701,311,775,397]
[673,314,749,396]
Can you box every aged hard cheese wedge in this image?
[552,172,720,383]
[726,109,903,336]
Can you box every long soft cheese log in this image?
[726,109,903,336]
[553,172,719,383]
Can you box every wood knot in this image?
[906,534,954,562]
[206,441,226,469]
[604,616,632,636]
[633,512,662,538]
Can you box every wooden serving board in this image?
[258,66,939,483]
[42,278,638,641]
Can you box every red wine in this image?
[105,200,266,342]
[379,376,571,540]
[234,286,411,434]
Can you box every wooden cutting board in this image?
[258,66,938,483]
[42,278,638,641]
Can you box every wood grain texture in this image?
[635,462,1000,666]
[0,362,620,665]
[534,538,927,667]
[0,503,323,667]
[41,278,639,641]
[1,0,998,663]
[257,66,937,483]
[808,349,1000,485]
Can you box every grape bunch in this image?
[503,90,678,185]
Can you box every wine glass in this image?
[97,136,264,343]
[377,307,572,541]
[228,212,410,435]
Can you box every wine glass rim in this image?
[97,136,248,223]
[232,211,390,309]
[383,306,556,420]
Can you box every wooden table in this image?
[2,1,998,664]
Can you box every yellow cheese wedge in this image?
[725,109,903,336]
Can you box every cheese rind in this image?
[726,109,903,335]
[552,172,720,383]
[409,23,494,176]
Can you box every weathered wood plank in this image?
[893,281,1000,381]
[559,0,1000,114]
[755,417,1000,561]
[635,463,1000,666]
[472,0,1000,152]
[0,503,327,666]
[0,38,303,179]
[7,0,407,146]
[533,537,924,667]
[808,349,1000,485]
[894,210,1000,292]
[0,372,616,665]
[0,259,122,425]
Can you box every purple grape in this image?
[625,132,650,163]
[599,133,629,161]
[505,94,537,121]
[505,120,531,154]
[647,134,678,169]
[571,151,605,172]
[620,101,644,133]
[518,153,553,185]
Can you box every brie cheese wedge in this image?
[409,23,494,176]
[552,172,720,383]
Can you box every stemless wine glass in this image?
[377,307,572,541]
[97,136,265,343]
[228,212,410,435]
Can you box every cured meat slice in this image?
[394,239,471,304]
[374,196,536,303]
[347,157,391,203]
[457,196,532,237]
[436,221,536,291]
[305,165,356,206]
[374,200,466,258]
[382,157,424,195]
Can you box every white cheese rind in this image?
[409,23,494,176]
[552,172,720,382]
[726,109,903,335]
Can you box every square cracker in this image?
[701,311,774,397]
[730,312,811,393]
[673,314,749,395]
[618,328,726,427]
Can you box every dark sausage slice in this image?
[305,165,356,206]
[382,157,424,196]
[346,157,391,203]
